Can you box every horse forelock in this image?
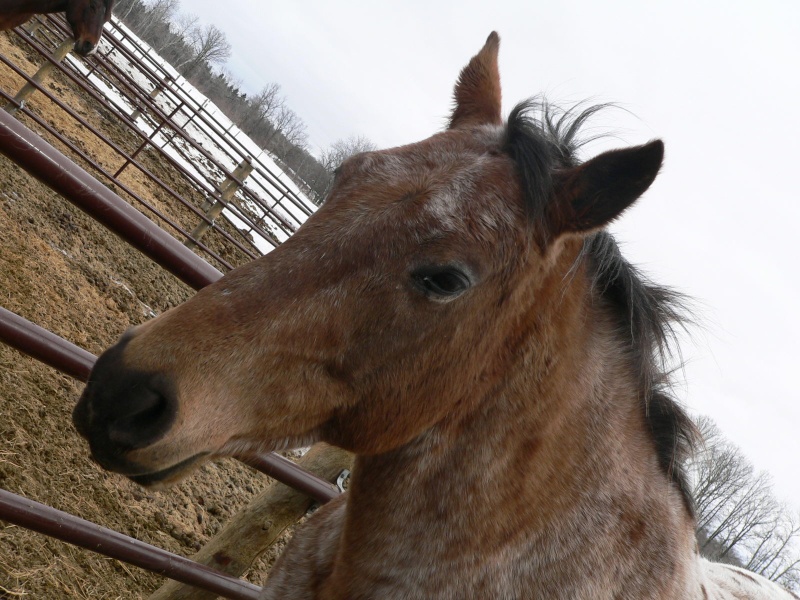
[503,98,612,242]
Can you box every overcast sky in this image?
[184,0,799,506]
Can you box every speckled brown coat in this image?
[74,33,798,600]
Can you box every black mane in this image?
[504,99,698,513]
[584,232,697,514]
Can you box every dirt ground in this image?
[0,30,290,598]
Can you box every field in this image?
[0,30,291,598]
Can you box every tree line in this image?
[113,0,372,204]
[691,416,799,591]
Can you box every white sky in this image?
[185,0,799,506]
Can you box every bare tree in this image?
[153,11,197,55]
[302,135,378,202]
[690,416,800,591]
[237,83,285,137]
[319,135,377,171]
[133,0,179,38]
[177,23,231,75]
[239,83,283,132]
[113,0,140,22]
[271,105,307,148]
[745,510,800,588]
[146,0,179,25]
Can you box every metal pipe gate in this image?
[0,76,336,595]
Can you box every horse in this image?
[72,33,798,599]
[0,0,114,56]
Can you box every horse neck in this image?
[335,240,698,595]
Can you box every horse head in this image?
[66,0,113,55]
[73,33,663,488]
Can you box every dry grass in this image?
[0,30,277,597]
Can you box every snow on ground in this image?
[67,17,317,255]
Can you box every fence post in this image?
[185,157,254,249]
[147,444,352,600]
[22,18,43,37]
[130,79,166,122]
[4,37,74,115]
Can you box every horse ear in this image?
[449,32,502,129]
[549,140,664,236]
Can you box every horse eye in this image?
[413,267,471,299]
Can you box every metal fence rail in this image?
[0,489,263,600]
[0,105,338,504]
[0,103,222,287]
[0,25,254,269]
[2,13,317,268]
[85,16,315,234]
[0,24,337,594]
[0,302,341,596]
[100,17,314,224]
[0,113,337,593]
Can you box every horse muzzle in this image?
[73,334,178,476]
[73,39,97,56]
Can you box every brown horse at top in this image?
[73,33,797,599]
[0,0,114,55]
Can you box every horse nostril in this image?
[113,377,176,449]
[74,333,179,468]
[107,384,174,449]
[74,40,94,56]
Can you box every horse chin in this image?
[125,452,210,489]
